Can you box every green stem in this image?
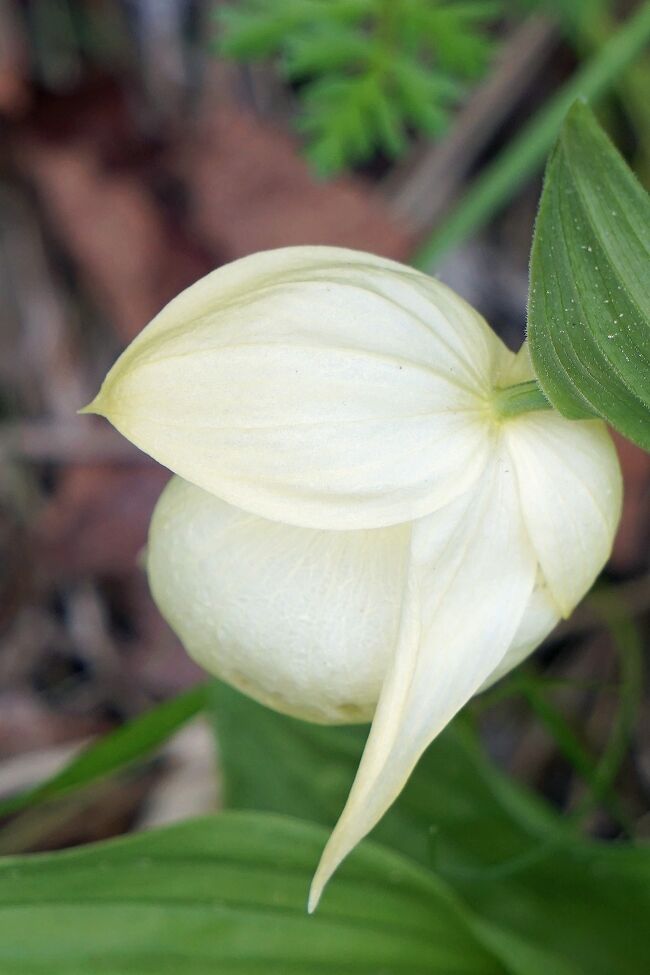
[493,380,551,418]
[412,1,650,269]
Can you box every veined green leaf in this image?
[208,682,560,866]
[209,681,650,975]
[528,100,650,449]
[0,685,208,818]
[0,812,518,975]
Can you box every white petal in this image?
[308,443,537,910]
[87,247,507,529]
[496,338,536,386]
[147,476,408,724]
[505,413,622,616]
[480,577,560,690]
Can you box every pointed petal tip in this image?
[77,393,106,417]
[308,847,339,914]
[546,586,573,621]
[307,870,327,914]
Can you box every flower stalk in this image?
[493,380,552,419]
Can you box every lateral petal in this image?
[505,413,622,616]
[86,247,505,530]
[480,576,560,690]
[308,442,537,910]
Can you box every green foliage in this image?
[0,811,538,975]
[413,1,650,267]
[207,682,563,865]
[1,669,648,973]
[528,101,650,450]
[209,680,650,975]
[517,0,607,30]
[0,686,208,819]
[216,0,500,174]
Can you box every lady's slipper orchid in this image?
[83,246,622,910]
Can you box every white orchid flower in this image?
[83,246,622,910]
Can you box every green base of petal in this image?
[493,381,553,420]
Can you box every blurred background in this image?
[0,0,648,854]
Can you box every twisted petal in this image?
[85,247,505,530]
[505,413,622,616]
[481,577,559,690]
[309,442,537,910]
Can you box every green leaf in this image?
[392,58,459,134]
[420,3,499,77]
[0,685,208,818]
[0,812,516,975]
[413,2,650,267]
[471,842,650,975]
[216,0,374,58]
[216,0,501,174]
[300,74,384,174]
[282,25,373,79]
[208,681,565,868]
[528,100,650,449]
[209,681,650,975]
[216,5,297,57]
[516,677,632,832]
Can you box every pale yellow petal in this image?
[88,247,507,530]
[147,476,408,724]
[496,338,536,386]
[308,443,537,910]
[480,577,559,690]
[505,413,622,616]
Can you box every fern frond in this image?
[216,0,502,175]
